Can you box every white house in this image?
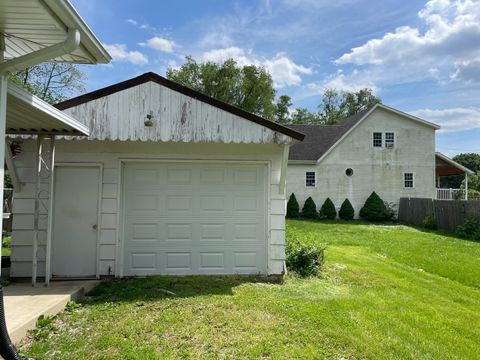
[285,104,473,216]
[9,72,304,280]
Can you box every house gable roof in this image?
[287,104,440,162]
[55,72,304,142]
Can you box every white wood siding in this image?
[63,82,293,145]
[10,140,287,277]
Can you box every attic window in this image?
[373,132,382,147]
[305,171,316,187]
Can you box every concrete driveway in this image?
[3,280,99,344]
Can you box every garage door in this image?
[122,162,267,275]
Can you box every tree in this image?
[167,56,277,120]
[290,108,322,124]
[301,197,318,219]
[275,95,292,124]
[339,199,355,220]
[453,153,480,173]
[9,63,86,104]
[359,192,391,222]
[319,198,336,220]
[318,88,381,124]
[462,172,480,192]
[286,193,300,218]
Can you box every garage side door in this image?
[122,162,267,275]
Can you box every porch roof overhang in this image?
[435,152,474,177]
[0,0,111,67]
[6,82,89,135]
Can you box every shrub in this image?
[339,199,354,220]
[301,197,318,219]
[319,198,337,220]
[359,192,392,222]
[422,215,437,230]
[286,243,325,277]
[286,193,300,218]
[456,218,480,241]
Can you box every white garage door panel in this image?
[123,163,267,275]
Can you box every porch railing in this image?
[436,188,466,200]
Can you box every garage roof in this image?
[0,0,110,64]
[6,82,89,135]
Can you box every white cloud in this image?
[201,47,311,88]
[126,19,137,26]
[411,107,480,132]
[335,0,480,83]
[140,37,176,53]
[103,43,148,65]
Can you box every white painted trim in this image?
[316,104,440,164]
[116,158,271,277]
[279,145,289,194]
[49,162,103,280]
[435,152,474,175]
[7,82,90,135]
[0,74,7,276]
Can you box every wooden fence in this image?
[398,197,480,232]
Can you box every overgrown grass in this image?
[19,221,480,359]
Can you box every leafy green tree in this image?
[319,198,337,219]
[286,193,300,218]
[290,108,322,124]
[275,95,292,124]
[301,197,318,219]
[9,63,86,104]
[339,199,355,220]
[167,56,277,120]
[318,88,381,124]
[359,192,391,222]
[453,153,480,173]
[462,172,480,192]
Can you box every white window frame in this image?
[372,132,383,148]
[385,131,395,148]
[305,170,316,188]
[404,172,415,189]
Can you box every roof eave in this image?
[43,0,111,64]
[8,82,90,136]
[435,152,474,175]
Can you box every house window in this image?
[404,173,414,188]
[305,171,316,187]
[385,132,395,148]
[373,132,383,147]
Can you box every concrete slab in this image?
[3,280,100,344]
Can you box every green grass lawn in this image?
[20,221,480,359]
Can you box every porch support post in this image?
[465,173,468,200]
[32,136,44,286]
[44,137,55,286]
[0,75,7,277]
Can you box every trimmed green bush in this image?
[286,193,300,218]
[339,199,354,220]
[422,215,437,230]
[359,192,392,221]
[456,218,480,242]
[319,198,337,220]
[301,197,318,219]
[286,243,325,277]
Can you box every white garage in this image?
[122,162,267,275]
[9,72,304,281]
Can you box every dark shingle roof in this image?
[286,109,371,161]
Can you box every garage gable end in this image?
[57,73,303,144]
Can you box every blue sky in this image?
[71,0,480,157]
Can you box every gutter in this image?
[0,28,80,74]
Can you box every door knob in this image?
[92,224,98,230]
